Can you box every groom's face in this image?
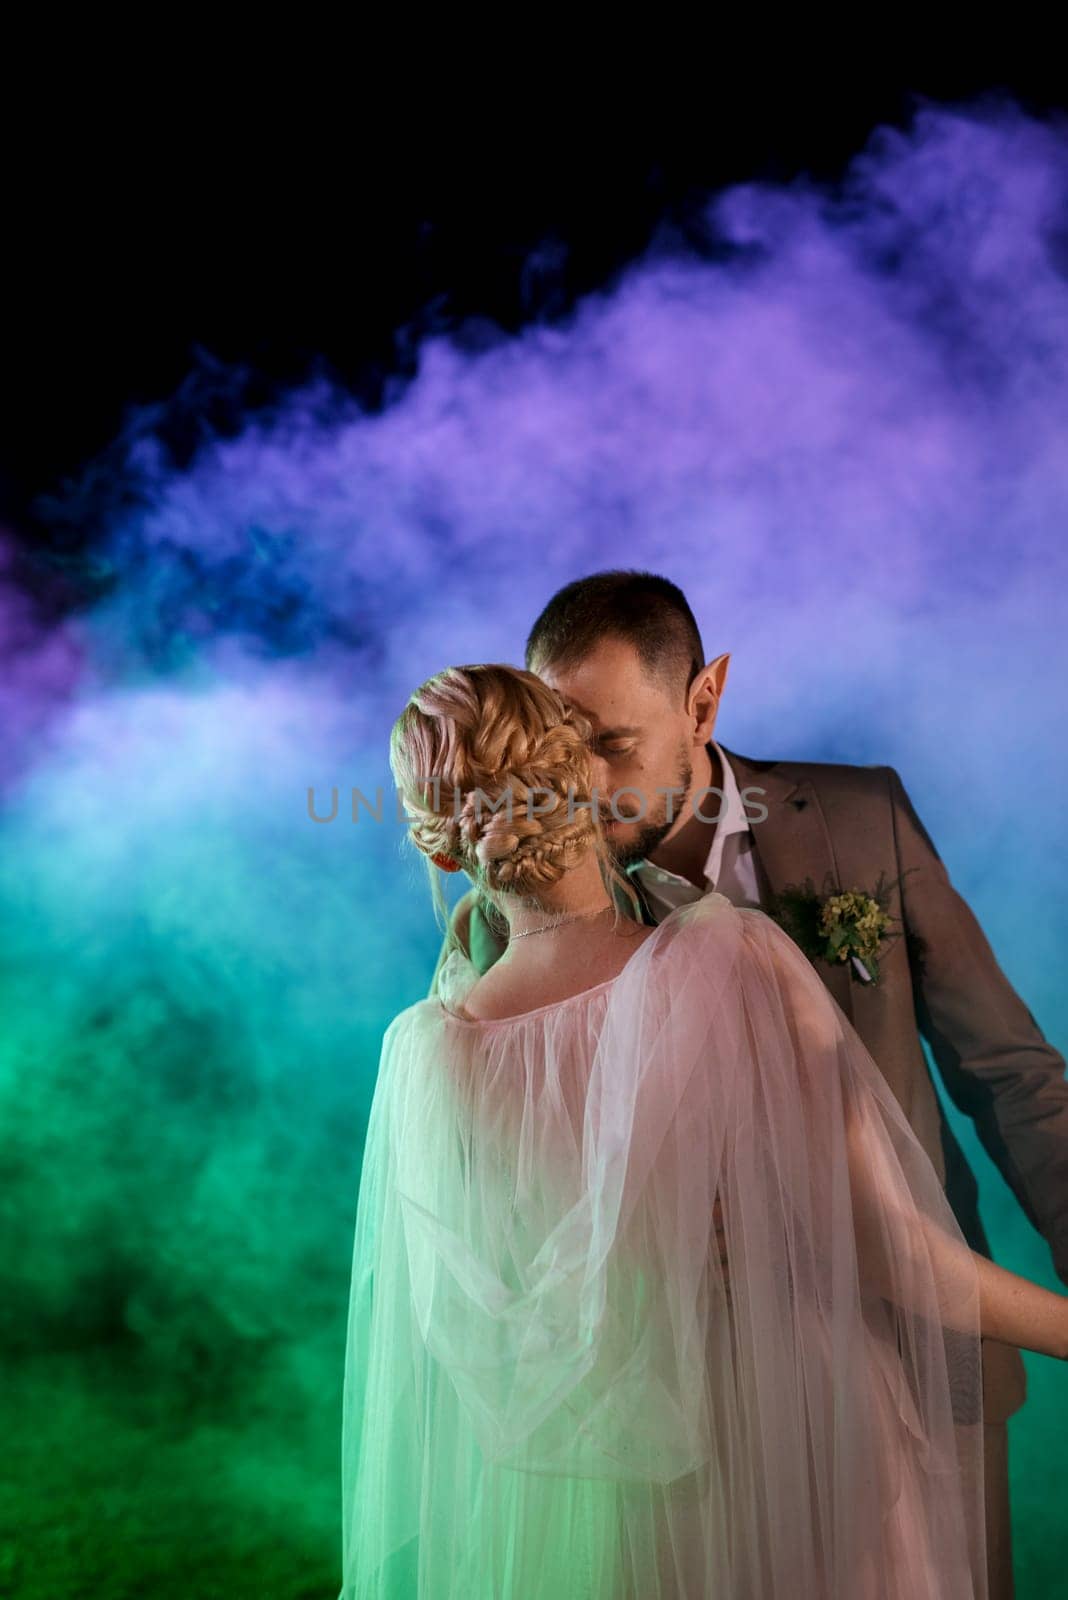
[538,637,703,868]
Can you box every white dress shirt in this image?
[625,740,767,921]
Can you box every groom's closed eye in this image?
[588,741,638,762]
[591,725,642,754]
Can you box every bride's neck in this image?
[498,854,613,939]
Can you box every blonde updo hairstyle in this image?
[390,663,644,948]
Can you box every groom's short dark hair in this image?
[524,570,705,704]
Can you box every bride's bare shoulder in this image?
[459,922,658,1021]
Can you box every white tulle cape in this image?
[339,893,986,1599]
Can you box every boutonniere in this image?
[765,872,904,985]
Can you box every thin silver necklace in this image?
[509,904,612,940]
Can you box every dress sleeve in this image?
[749,909,983,1340]
[339,1012,426,1597]
[720,908,988,1590]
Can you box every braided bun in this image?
[390,664,600,897]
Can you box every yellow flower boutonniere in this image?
[766,872,905,985]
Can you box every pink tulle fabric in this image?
[339,892,986,1598]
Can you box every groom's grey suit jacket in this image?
[432,746,1068,1424]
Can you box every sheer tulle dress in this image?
[338,892,987,1599]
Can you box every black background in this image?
[4,54,1066,592]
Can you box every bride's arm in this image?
[971,1248,1068,1359]
[843,1087,1068,1360]
[427,890,476,998]
[427,890,508,997]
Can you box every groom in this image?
[428,569,1068,1600]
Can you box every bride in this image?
[338,664,1067,1600]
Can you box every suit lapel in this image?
[720,745,855,1024]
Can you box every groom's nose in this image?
[588,753,610,797]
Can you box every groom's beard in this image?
[601,742,694,870]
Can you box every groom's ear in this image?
[689,652,730,734]
[708,652,730,700]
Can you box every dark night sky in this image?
[4,60,1066,581]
